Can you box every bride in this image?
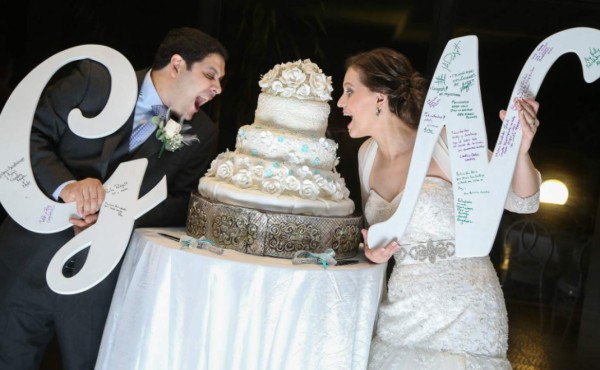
[337,48,541,369]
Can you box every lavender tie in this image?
[129,105,167,152]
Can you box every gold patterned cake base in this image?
[186,192,362,259]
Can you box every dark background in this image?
[2,0,600,367]
[2,0,599,231]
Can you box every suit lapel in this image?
[132,132,162,159]
[99,69,148,178]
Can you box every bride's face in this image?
[337,67,380,138]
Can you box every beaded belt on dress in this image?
[393,239,457,265]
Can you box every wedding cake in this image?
[187,60,361,259]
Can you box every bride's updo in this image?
[345,48,428,130]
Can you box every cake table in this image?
[95,228,386,370]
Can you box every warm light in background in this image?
[540,179,569,205]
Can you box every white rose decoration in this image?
[286,151,300,165]
[216,160,234,180]
[250,165,265,180]
[297,165,312,179]
[258,67,279,88]
[281,67,306,87]
[300,179,320,200]
[301,60,320,74]
[205,159,218,176]
[260,131,274,146]
[273,166,290,180]
[262,179,283,195]
[334,178,351,199]
[234,156,251,170]
[331,190,344,201]
[258,59,333,101]
[334,157,340,167]
[284,176,300,192]
[321,181,337,196]
[312,174,328,191]
[280,87,296,98]
[309,73,333,101]
[232,169,253,188]
[271,80,284,93]
[296,83,311,99]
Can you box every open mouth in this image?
[195,96,206,110]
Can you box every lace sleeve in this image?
[504,170,542,214]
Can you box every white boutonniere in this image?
[151,110,199,158]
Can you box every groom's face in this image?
[169,53,226,120]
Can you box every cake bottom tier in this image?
[186,193,362,259]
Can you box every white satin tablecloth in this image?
[95,228,386,370]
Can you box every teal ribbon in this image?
[180,235,224,255]
[292,249,337,269]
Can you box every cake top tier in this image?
[258,59,333,102]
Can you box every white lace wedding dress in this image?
[359,138,539,370]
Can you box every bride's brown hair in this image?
[345,48,428,130]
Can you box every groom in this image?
[0,27,226,369]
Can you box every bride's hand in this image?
[362,229,401,264]
[499,97,540,154]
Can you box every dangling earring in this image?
[376,107,381,117]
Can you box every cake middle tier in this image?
[199,151,355,217]
[235,124,338,171]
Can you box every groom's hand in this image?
[60,178,105,217]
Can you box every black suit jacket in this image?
[0,59,219,366]
[0,59,218,290]
[29,59,218,227]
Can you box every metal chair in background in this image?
[551,238,592,343]
[501,218,555,329]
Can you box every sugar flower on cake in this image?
[259,131,274,146]
[262,179,284,195]
[284,176,301,192]
[331,175,351,201]
[258,59,333,101]
[318,137,335,151]
[250,165,265,181]
[281,64,306,86]
[295,83,311,99]
[296,165,313,179]
[216,160,234,180]
[231,169,253,188]
[273,166,290,181]
[259,64,281,85]
[300,179,320,200]
[205,152,227,176]
[234,156,252,170]
[320,181,337,197]
[286,151,301,165]
[309,73,332,101]
[312,174,328,192]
